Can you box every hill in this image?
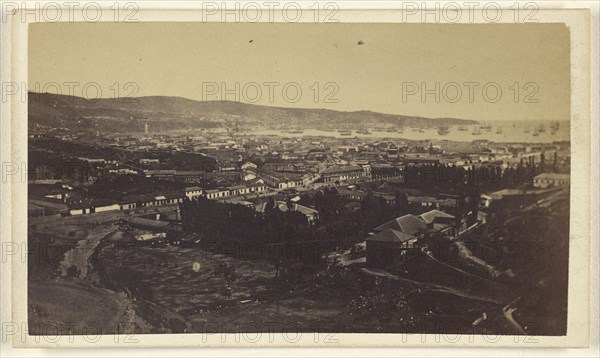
[28,92,478,133]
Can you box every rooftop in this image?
[185,186,203,191]
[418,209,455,224]
[367,228,415,243]
[373,214,428,235]
[322,164,363,174]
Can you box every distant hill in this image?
[28,92,478,133]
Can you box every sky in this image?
[29,22,570,122]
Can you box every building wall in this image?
[533,177,570,188]
[120,203,136,210]
[186,190,202,198]
[95,204,121,213]
[277,181,302,189]
[323,171,364,183]
[70,208,84,216]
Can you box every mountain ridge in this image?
[28,92,479,133]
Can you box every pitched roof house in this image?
[372,214,428,235]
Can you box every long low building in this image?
[533,173,570,188]
[67,182,268,216]
[321,164,365,183]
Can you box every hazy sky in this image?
[29,22,570,121]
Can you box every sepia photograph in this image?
[1,3,596,351]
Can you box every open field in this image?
[93,238,512,333]
[27,203,527,335]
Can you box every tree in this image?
[361,191,389,230]
[464,187,480,227]
[265,196,276,216]
[285,197,294,210]
[394,191,409,215]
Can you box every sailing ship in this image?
[480,122,492,131]
[457,125,468,131]
[472,128,482,135]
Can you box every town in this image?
[27,117,571,336]
[28,120,570,218]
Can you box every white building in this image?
[533,173,570,188]
[185,186,204,198]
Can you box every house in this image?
[69,203,92,216]
[337,188,369,201]
[119,200,137,211]
[533,173,570,188]
[185,186,203,199]
[92,200,120,213]
[366,229,418,269]
[482,189,530,207]
[321,164,364,183]
[301,173,319,186]
[241,172,257,181]
[241,161,258,170]
[276,179,304,189]
[205,188,230,199]
[259,172,303,189]
[139,195,168,207]
[372,214,428,235]
[247,183,267,194]
[360,163,372,179]
[227,185,250,196]
[286,203,320,224]
[263,169,306,189]
[418,209,456,234]
[165,192,185,204]
[69,199,119,215]
[255,201,320,225]
[366,211,455,269]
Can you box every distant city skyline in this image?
[29,22,570,122]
